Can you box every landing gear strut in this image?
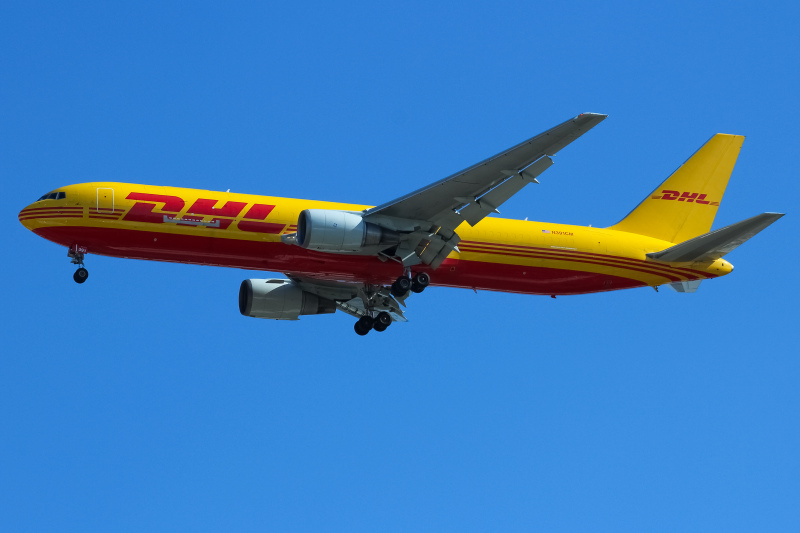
[68,246,89,284]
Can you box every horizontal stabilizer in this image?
[648,212,784,263]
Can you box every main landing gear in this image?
[68,246,89,284]
[354,272,430,336]
[391,271,429,297]
[354,311,393,336]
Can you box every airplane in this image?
[19,113,783,335]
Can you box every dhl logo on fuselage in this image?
[122,192,286,234]
[650,190,720,205]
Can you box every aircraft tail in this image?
[609,134,745,243]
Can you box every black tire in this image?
[73,267,89,284]
[354,322,369,336]
[373,322,388,332]
[357,315,374,331]
[411,272,430,293]
[375,311,392,328]
[391,276,411,297]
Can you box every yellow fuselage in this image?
[19,182,732,295]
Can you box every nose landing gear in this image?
[68,245,89,284]
[73,267,89,284]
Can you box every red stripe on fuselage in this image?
[22,205,83,212]
[32,225,648,295]
[460,240,709,278]
[19,214,84,221]
[460,244,689,283]
[20,209,84,217]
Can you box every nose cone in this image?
[19,202,40,231]
[19,188,84,232]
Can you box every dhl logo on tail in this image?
[650,190,720,205]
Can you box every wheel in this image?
[73,267,89,284]
[375,311,392,329]
[391,276,411,297]
[357,315,374,331]
[411,272,430,293]
[354,322,369,336]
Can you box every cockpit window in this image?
[36,191,66,201]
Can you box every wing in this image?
[365,113,606,226]
[362,112,606,267]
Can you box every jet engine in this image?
[296,209,400,252]
[239,279,336,320]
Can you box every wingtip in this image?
[575,113,608,125]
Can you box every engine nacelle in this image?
[296,209,400,252]
[239,279,336,320]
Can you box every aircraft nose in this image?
[19,203,37,229]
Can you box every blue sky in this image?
[2,1,799,531]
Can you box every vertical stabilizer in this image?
[609,134,744,243]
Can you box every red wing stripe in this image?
[459,245,686,282]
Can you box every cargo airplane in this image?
[19,113,783,335]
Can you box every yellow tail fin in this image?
[609,134,744,243]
